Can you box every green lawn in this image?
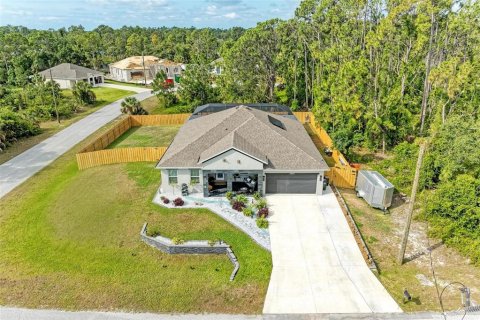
[141,96,192,114]
[0,147,271,313]
[0,87,134,165]
[108,126,180,148]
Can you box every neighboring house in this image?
[149,59,184,84]
[109,56,183,84]
[109,56,160,83]
[210,57,223,75]
[156,104,329,196]
[39,63,104,89]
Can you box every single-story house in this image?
[39,63,104,89]
[156,104,329,196]
[109,56,183,84]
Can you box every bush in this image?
[256,217,269,229]
[423,174,480,264]
[147,226,161,237]
[258,207,269,218]
[253,191,261,201]
[242,206,254,217]
[163,198,170,204]
[232,200,246,212]
[236,194,248,204]
[173,197,184,206]
[254,198,267,210]
[225,191,234,200]
[172,237,185,245]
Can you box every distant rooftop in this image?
[110,56,182,70]
[39,63,103,80]
[190,103,296,120]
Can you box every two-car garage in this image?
[265,173,320,194]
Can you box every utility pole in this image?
[397,142,427,264]
[49,68,60,124]
[142,51,147,86]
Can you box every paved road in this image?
[1,307,477,320]
[263,190,402,314]
[0,85,152,199]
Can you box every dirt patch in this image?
[341,188,480,312]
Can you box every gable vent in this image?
[268,115,285,130]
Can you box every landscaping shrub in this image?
[254,198,267,210]
[232,200,246,212]
[173,197,184,206]
[147,226,161,237]
[236,194,248,204]
[256,217,269,229]
[160,195,166,200]
[172,237,185,245]
[258,207,269,218]
[242,206,254,217]
[253,191,261,201]
[225,191,234,200]
[163,198,170,204]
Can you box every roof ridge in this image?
[161,107,252,164]
[251,115,322,167]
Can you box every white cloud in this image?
[206,5,217,15]
[223,12,238,19]
[39,16,62,21]
[193,17,202,22]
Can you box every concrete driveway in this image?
[263,189,402,314]
[0,87,152,199]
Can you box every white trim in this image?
[264,169,329,174]
[199,147,268,165]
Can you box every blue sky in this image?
[0,0,301,30]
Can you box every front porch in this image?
[203,170,263,197]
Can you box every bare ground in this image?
[341,189,480,312]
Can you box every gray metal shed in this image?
[355,170,394,211]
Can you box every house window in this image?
[216,172,224,180]
[168,169,178,184]
[190,169,200,184]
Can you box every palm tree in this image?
[72,81,96,105]
[120,97,148,115]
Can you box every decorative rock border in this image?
[140,223,240,281]
[153,192,271,252]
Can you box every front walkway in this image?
[263,189,402,314]
[0,90,153,199]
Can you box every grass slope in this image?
[141,96,191,115]
[0,87,134,165]
[0,151,271,313]
[108,126,180,148]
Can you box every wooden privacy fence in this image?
[294,111,358,189]
[76,147,167,170]
[131,114,191,126]
[76,114,191,170]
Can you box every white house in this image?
[109,56,183,84]
[156,104,329,196]
[39,63,104,89]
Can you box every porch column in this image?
[226,172,233,192]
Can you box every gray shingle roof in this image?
[157,106,329,171]
[39,63,103,80]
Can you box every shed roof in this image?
[39,63,103,80]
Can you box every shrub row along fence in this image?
[76,114,191,170]
[140,223,240,281]
[294,111,358,189]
